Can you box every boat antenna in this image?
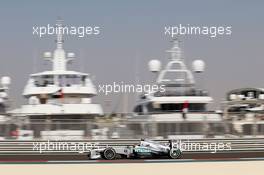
[55,17,64,49]
[166,37,182,61]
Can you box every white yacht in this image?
[129,39,224,139]
[0,76,10,114]
[0,76,11,139]
[222,88,264,137]
[10,20,103,139]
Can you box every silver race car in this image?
[89,139,182,160]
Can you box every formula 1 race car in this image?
[89,139,182,160]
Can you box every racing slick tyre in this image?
[103,147,116,160]
[169,149,181,159]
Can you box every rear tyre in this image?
[169,149,181,159]
[103,147,116,160]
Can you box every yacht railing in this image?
[0,111,263,139]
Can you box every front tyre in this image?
[169,149,181,159]
[103,148,116,160]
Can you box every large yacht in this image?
[222,88,264,137]
[129,39,225,139]
[0,76,11,139]
[10,20,103,139]
[0,76,10,114]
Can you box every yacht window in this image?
[152,103,207,112]
[81,76,86,85]
[58,75,84,87]
[34,75,54,87]
[134,105,143,114]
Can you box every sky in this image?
[0,0,263,113]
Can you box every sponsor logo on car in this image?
[134,147,151,153]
